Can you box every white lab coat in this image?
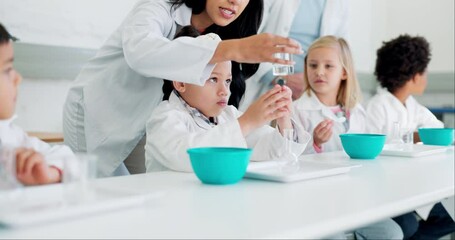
[241,0,350,110]
[63,0,221,177]
[365,87,443,141]
[366,88,451,220]
[145,92,311,172]
[292,92,366,154]
[0,116,73,169]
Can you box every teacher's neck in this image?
[191,12,213,33]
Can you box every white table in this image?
[0,149,453,239]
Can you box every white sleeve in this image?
[121,1,220,86]
[258,0,275,32]
[416,105,444,128]
[336,0,350,39]
[17,127,73,170]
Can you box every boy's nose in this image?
[218,84,230,96]
[15,71,22,86]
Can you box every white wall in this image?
[1,0,138,132]
[0,0,137,49]
[1,0,454,132]
[350,0,454,73]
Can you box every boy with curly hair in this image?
[366,34,455,240]
[366,34,443,142]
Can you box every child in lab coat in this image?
[145,26,310,173]
[292,35,365,154]
[292,35,404,239]
[366,34,455,240]
[366,34,443,142]
[0,23,74,186]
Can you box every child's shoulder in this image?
[223,105,242,118]
[147,100,189,122]
[366,89,391,106]
[0,118,30,147]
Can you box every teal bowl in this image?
[187,147,252,185]
[418,128,454,146]
[340,134,386,159]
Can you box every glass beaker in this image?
[280,129,300,173]
[272,48,294,76]
[0,146,23,205]
[63,153,98,204]
[389,122,405,149]
[0,146,22,190]
[401,128,414,150]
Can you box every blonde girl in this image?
[292,35,364,153]
[292,35,404,239]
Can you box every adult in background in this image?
[240,0,349,110]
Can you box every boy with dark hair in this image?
[367,34,442,141]
[366,34,455,239]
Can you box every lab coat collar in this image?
[0,115,17,128]
[172,3,192,27]
[376,87,415,110]
[295,91,328,111]
[169,92,215,129]
[294,91,350,124]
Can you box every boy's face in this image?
[177,61,232,118]
[0,41,22,120]
[411,70,428,95]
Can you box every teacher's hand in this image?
[212,33,303,65]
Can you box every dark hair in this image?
[0,23,18,44]
[162,26,202,101]
[168,0,263,107]
[374,34,431,93]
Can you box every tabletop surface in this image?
[0,149,453,239]
[27,131,64,143]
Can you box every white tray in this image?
[380,144,450,158]
[245,161,360,183]
[0,185,158,228]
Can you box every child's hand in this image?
[313,119,334,148]
[15,148,61,185]
[238,85,290,136]
[273,73,306,100]
[275,85,293,131]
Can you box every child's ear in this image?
[411,73,421,84]
[341,69,348,81]
[173,81,186,93]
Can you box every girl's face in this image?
[205,0,249,27]
[0,42,22,120]
[178,61,232,118]
[306,47,347,104]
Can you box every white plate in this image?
[380,144,450,158]
[245,161,360,183]
[0,184,159,228]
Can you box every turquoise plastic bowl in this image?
[340,134,386,159]
[418,128,454,146]
[187,147,252,185]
